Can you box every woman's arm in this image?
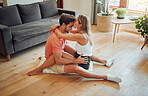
[49,24,60,33]
[69,30,80,34]
[55,29,85,42]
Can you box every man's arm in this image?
[53,52,87,65]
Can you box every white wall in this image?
[6,0,43,6]
[63,0,92,23]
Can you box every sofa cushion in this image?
[17,3,42,23]
[38,0,58,18]
[0,5,22,27]
[14,32,51,52]
[11,15,59,42]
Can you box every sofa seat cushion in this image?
[11,15,59,43]
[17,3,42,23]
[0,5,22,27]
[38,0,58,18]
[14,32,51,52]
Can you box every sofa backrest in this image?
[17,3,42,24]
[0,0,59,25]
[0,5,22,27]
[38,0,58,19]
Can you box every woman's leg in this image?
[64,45,106,64]
[91,55,115,67]
[64,45,114,67]
[91,55,107,64]
[64,64,122,83]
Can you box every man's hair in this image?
[59,13,75,25]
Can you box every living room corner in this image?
[0,0,148,96]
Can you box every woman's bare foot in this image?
[27,68,43,76]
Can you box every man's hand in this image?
[76,54,88,64]
[49,24,60,33]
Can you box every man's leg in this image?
[64,64,122,83]
[27,54,55,76]
[64,45,76,56]
[27,52,76,76]
[64,64,107,79]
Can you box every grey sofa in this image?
[0,0,77,60]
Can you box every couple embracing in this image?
[28,13,122,83]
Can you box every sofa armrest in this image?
[0,24,14,56]
[58,8,78,17]
[0,24,7,29]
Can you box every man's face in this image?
[65,22,74,33]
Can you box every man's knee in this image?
[73,65,82,73]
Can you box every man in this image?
[28,14,121,83]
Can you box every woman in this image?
[28,14,121,83]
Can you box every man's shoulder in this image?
[49,33,60,40]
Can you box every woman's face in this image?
[74,17,81,30]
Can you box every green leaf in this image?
[136,24,141,29]
[141,32,144,36]
[144,15,147,18]
[135,21,139,24]
[138,30,141,32]
[140,30,143,32]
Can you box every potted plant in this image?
[116,8,128,19]
[97,0,115,32]
[135,14,148,43]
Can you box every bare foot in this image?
[27,68,43,76]
[38,57,41,60]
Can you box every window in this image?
[128,0,148,12]
[109,0,120,8]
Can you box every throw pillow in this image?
[0,5,22,27]
[38,0,58,18]
[17,3,42,23]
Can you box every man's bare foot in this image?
[38,57,41,60]
[27,68,43,76]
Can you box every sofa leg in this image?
[7,55,10,61]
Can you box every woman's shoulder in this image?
[82,33,88,40]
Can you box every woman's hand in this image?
[55,29,62,38]
[49,24,59,33]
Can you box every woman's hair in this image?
[78,15,93,46]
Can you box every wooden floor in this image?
[0,25,148,96]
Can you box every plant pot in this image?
[97,13,114,32]
[116,8,127,19]
[117,15,125,19]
